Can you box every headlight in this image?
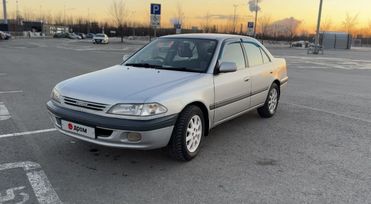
[51,88,61,103]
[108,103,167,116]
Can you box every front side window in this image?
[124,38,217,73]
[243,43,264,67]
[221,43,246,70]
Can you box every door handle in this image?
[243,77,250,82]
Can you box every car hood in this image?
[57,65,201,105]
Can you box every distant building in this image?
[22,21,44,32]
[0,19,23,35]
[320,32,352,49]
[0,19,70,36]
[0,23,8,31]
[43,25,69,35]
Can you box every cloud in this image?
[248,0,262,12]
[272,17,302,27]
[268,17,302,36]
[195,14,234,20]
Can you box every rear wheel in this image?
[258,83,280,118]
[167,105,205,161]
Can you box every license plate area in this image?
[61,120,95,139]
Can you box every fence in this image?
[352,38,371,47]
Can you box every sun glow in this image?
[1,0,371,34]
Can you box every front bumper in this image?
[46,101,176,150]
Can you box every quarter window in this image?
[221,43,246,70]
[243,43,264,67]
[260,49,271,63]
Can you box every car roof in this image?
[160,33,255,42]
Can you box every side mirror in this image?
[122,54,130,62]
[218,62,237,73]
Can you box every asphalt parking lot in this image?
[1,38,371,204]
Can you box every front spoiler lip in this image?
[46,101,178,131]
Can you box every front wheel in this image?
[257,83,280,118]
[167,105,205,161]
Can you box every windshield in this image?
[96,34,105,37]
[124,38,218,73]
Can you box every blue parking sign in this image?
[151,4,161,15]
[248,22,254,28]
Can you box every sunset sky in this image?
[2,0,371,31]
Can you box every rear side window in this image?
[221,43,246,70]
[243,43,264,67]
[260,49,271,64]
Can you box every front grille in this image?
[63,96,108,112]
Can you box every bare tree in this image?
[259,15,271,38]
[43,11,54,24]
[286,18,301,41]
[109,0,127,43]
[201,12,212,33]
[343,13,359,35]
[321,17,333,32]
[224,16,235,33]
[54,12,64,25]
[171,1,185,29]
[22,7,36,21]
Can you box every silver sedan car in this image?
[47,34,288,161]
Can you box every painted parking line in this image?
[283,102,371,124]
[0,186,29,203]
[0,90,23,94]
[0,102,11,121]
[0,128,57,139]
[0,161,62,204]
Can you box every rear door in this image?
[242,41,273,107]
[213,40,252,123]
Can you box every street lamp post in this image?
[253,0,259,38]
[63,6,75,26]
[314,0,324,54]
[232,4,238,34]
[2,0,8,24]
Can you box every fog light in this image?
[127,132,142,142]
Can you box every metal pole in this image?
[64,5,66,25]
[16,0,19,20]
[87,8,90,33]
[314,0,324,54]
[232,4,238,34]
[2,0,8,24]
[253,0,258,38]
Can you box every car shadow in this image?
[47,109,283,179]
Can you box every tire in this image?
[257,83,280,118]
[167,105,205,161]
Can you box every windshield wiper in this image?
[159,67,201,73]
[124,63,163,68]
[125,63,201,73]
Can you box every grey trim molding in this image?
[210,87,268,110]
[280,77,288,85]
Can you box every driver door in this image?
[213,40,252,123]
